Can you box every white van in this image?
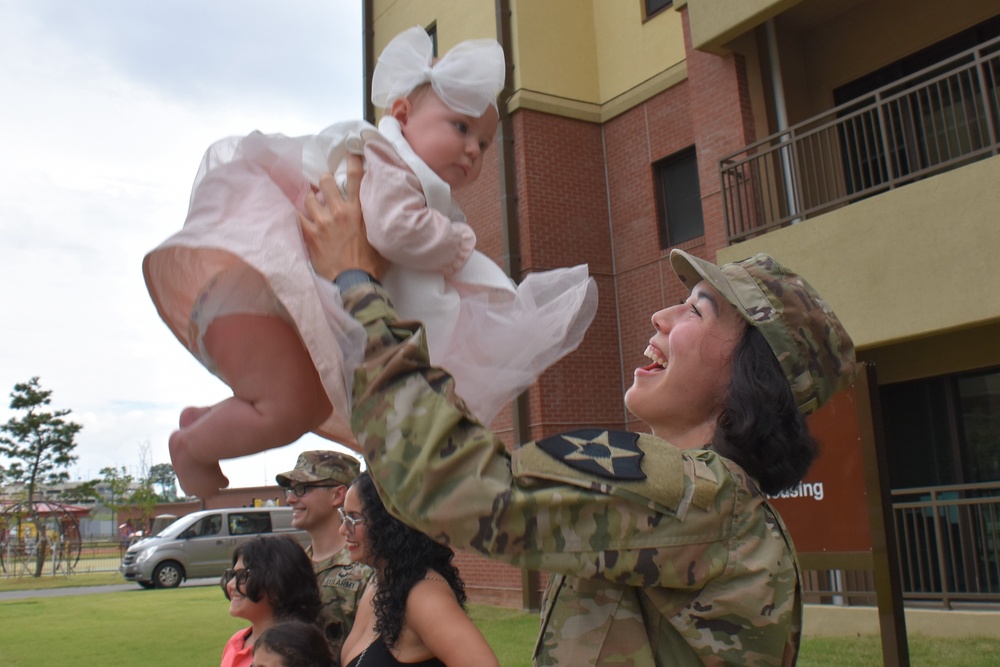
[120,507,308,589]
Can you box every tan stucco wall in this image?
[373,0,688,123]
[591,1,686,101]
[370,0,496,56]
[687,0,801,53]
[510,0,600,102]
[719,155,1000,356]
[509,0,687,122]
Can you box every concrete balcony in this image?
[717,36,1000,354]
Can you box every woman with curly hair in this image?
[220,534,323,667]
[339,471,498,667]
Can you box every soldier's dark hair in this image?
[254,620,333,667]
[352,471,467,649]
[710,326,819,495]
[227,535,322,624]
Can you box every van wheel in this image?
[153,561,184,589]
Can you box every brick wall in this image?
[452,549,538,609]
[512,111,623,437]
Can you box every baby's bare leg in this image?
[179,406,211,428]
[169,313,330,498]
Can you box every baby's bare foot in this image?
[169,431,229,498]
[179,406,212,428]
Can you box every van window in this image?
[180,514,222,539]
[229,512,273,536]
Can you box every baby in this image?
[144,27,597,498]
[252,621,333,667]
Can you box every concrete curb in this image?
[803,604,1000,638]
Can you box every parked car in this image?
[120,507,308,589]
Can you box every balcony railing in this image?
[891,481,1000,607]
[801,481,1000,608]
[721,35,1000,244]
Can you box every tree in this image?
[129,486,160,533]
[0,377,82,576]
[100,463,158,540]
[149,463,178,502]
[100,465,135,527]
[132,442,160,530]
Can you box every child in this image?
[143,27,597,498]
[252,621,333,667]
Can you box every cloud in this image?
[14,0,362,114]
[0,0,364,489]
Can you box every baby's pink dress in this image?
[143,120,597,433]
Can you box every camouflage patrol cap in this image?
[274,450,360,487]
[670,249,856,415]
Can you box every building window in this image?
[426,22,438,57]
[643,0,673,21]
[229,512,272,536]
[653,146,704,248]
[881,367,1000,598]
[956,371,1000,484]
[881,367,1000,488]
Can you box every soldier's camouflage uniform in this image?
[309,544,370,667]
[344,283,806,666]
[275,450,372,666]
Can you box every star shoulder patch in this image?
[536,429,645,481]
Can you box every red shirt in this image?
[220,627,253,667]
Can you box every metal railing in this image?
[1,540,125,578]
[721,35,1000,243]
[801,481,1000,608]
[891,481,1000,607]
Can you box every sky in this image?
[0,0,365,491]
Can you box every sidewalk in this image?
[0,577,219,601]
[803,603,1000,638]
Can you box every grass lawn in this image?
[0,585,244,666]
[0,577,997,666]
[0,572,124,592]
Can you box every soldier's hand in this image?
[299,153,388,281]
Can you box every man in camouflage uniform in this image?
[300,168,855,665]
[275,451,371,666]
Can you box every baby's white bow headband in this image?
[371,26,505,117]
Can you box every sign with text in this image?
[767,385,872,553]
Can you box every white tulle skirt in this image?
[433,264,597,423]
[143,129,598,434]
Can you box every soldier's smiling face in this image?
[625,281,745,447]
[287,482,341,533]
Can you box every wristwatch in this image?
[333,269,380,291]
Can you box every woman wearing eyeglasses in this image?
[220,534,327,667]
[338,472,499,667]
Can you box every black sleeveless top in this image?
[345,637,445,667]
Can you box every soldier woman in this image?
[298,155,855,666]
